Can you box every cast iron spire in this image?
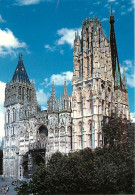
[109,6,122,89]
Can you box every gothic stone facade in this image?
[3,12,129,179]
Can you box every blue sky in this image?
[0,0,134,137]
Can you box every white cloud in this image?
[0,81,6,139]
[101,18,108,22]
[121,12,126,15]
[121,5,125,9]
[132,0,135,6]
[42,71,73,87]
[36,89,50,105]
[0,111,4,138]
[130,112,135,123]
[120,60,135,88]
[0,28,26,55]
[123,60,132,69]
[108,0,116,2]
[126,73,135,88]
[0,15,5,23]
[0,81,6,105]
[127,0,135,11]
[60,49,64,54]
[57,28,81,48]
[93,1,101,5]
[16,0,53,5]
[16,0,43,5]
[44,44,55,52]
[50,71,73,86]
[104,3,109,7]
[89,11,94,15]
[128,7,134,12]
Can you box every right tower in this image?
[72,10,130,150]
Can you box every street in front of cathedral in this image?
[0,175,17,194]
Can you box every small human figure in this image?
[4,189,7,195]
[7,186,9,192]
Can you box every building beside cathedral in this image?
[3,9,130,179]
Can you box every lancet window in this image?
[78,122,83,149]
[13,108,16,122]
[7,110,10,123]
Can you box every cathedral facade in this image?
[3,10,130,179]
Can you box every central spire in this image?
[11,54,30,84]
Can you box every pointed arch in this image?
[78,121,83,149]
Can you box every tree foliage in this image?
[16,116,134,194]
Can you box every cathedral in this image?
[3,9,130,179]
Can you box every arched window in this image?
[25,131,29,141]
[29,89,31,101]
[27,88,29,100]
[13,126,15,135]
[79,62,82,79]
[78,122,83,149]
[88,120,92,148]
[60,126,65,136]
[102,100,104,113]
[30,130,33,136]
[87,57,89,77]
[13,108,16,122]
[20,131,23,137]
[22,87,25,100]
[99,28,101,47]
[18,87,22,99]
[7,110,10,123]
[38,125,48,137]
[49,128,53,134]
[6,127,9,136]
[55,127,59,134]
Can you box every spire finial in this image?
[19,53,21,61]
[109,5,115,24]
[20,53,23,61]
[110,5,113,16]
[77,30,79,37]
[63,78,68,97]
[51,81,55,96]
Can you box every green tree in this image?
[16,116,134,194]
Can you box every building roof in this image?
[11,54,30,84]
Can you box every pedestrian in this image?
[4,189,7,195]
[7,186,9,192]
[2,185,4,192]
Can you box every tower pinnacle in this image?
[51,81,55,96]
[63,79,68,97]
[11,54,30,84]
[109,5,115,24]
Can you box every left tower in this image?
[3,54,37,178]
